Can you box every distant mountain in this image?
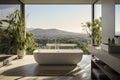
[26,28,34,31]
[28,28,88,39]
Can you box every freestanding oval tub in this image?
[33,49,83,65]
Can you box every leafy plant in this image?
[0,10,25,54]
[81,43,90,55]
[82,17,102,46]
[26,32,40,54]
[5,10,25,52]
[0,10,40,55]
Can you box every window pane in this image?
[115,4,120,36]
[0,5,20,20]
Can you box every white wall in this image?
[101,0,115,43]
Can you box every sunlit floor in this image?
[0,55,91,80]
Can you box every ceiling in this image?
[0,0,20,4]
[0,0,120,4]
[20,0,96,4]
[116,0,120,4]
[0,0,97,4]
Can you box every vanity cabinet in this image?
[89,46,120,80]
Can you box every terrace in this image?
[0,0,120,80]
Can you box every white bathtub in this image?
[33,49,83,65]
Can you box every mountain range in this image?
[28,28,88,40]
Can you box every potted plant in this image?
[16,20,26,59]
[14,10,26,58]
[82,17,102,46]
[4,10,26,58]
[0,10,40,57]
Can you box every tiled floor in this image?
[0,55,91,80]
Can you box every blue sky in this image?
[26,5,92,33]
[0,5,102,34]
[1,5,120,34]
[0,5,20,19]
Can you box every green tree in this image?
[81,43,89,55]
[82,17,102,46]
[0,10,25,54]
[26,32,40,54]
[0,10,40,55]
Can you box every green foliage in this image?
[10,10,25,51]
[0,10,39,54]
[82,17,102,46]
[56,38,90,54]
[0,10,25,54]
[26,32,40,54]
[81,43,90,55]
[3,10,25,53]
[74,41,90,55]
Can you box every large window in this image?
[25,5,92,48]
[25,5,92,54]
[0,5,20,54]
[0,5,20,20]
[94,0,101,19]
[115,4,120,36]
[26,5,92,33]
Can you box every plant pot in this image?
[17,50,26,59]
